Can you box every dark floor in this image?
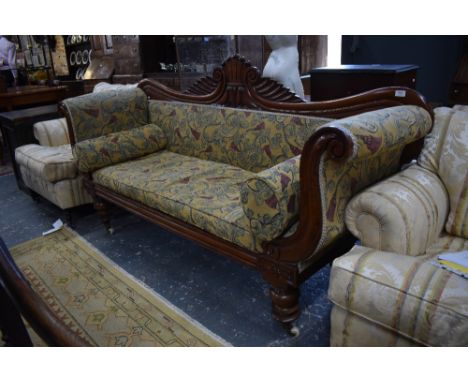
[0,173,334,346]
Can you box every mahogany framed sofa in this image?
[60,56,433,331]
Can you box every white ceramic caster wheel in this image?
[289,325,300,337]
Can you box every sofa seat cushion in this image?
[93,151,257,251]
[15,144,77,182]
[329,236,468,346]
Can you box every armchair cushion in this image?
[73,124,167,173]
[15,144,77,182]
[329,240,468,346]
[33,118,70,147]
[345,164,449,256]
[418,107,468,239]
[240,156,300,245]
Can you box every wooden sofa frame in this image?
[62,55,431,333]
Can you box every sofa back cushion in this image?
[149,100,331,173]
[418,107,468,239]
[73,124,167,173]
[33,118,70,147]
[62,88,148,143]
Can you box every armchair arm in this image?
[345,164,449,256]
[73,124,167,173]
[61,87,148,144]
[240,156,300,250]
[33,118,70,147]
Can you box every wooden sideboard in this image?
[308,64,418,101]
[0,85,67,112]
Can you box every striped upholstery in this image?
[346,164,449,256]
[33,118,70,147]
[418,107,468,239]
[19,164,93,209]
[329,239,468,346]
[15,144,77,183]
[15,117,92,210]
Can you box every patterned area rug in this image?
[9,227,229,346]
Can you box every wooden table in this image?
[308,64,418,101]
[0,105,60,191]
[0,85,67,111]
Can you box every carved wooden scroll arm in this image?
[262,127,354,264]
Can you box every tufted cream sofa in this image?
[328,105,468,346]
[15,118,93,209]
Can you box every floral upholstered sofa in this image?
[328,105,468,346]
[60,56,434,329]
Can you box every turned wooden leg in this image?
[261,261,301,335]
[94,200,113,234]
[270,284,300,325]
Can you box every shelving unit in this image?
[63,35,92,80]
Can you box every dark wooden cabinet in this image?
[0,105,60,191]
[449,53,468,105]
[308,64,418,101]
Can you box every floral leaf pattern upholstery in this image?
[73,124,167,173]
[149,100,331,173]
[305,106,433,266]
[418,107,468,239]
[240,156,300,248]
[63,88,148,143]
[92,151,256,251]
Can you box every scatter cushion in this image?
[73,124,167,173]
[15,144,77,182]
[33,118,70,147]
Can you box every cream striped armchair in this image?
[15,118,92,210]
[328,105,468,346]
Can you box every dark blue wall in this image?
[341,36,466,103]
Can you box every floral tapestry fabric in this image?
[63,88,148,143]
[149,100,331,173]
[73,124,167,173]
[307,106,433,266]
[240,156,300,248]
[92,151,256,251]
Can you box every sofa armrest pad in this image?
[73,124,167,173]
[240,156,300,246]
[345,164,449,256]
